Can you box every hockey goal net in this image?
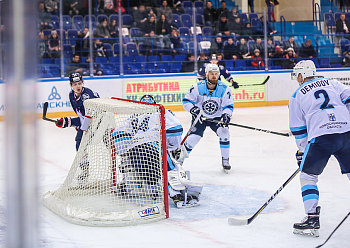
[43,97,169,226]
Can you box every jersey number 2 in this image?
[314,90,334,109]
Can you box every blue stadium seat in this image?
[103,43,113,57]
[183,1,193,15]
[72,15,84,31]
[174,55,186,61]
[63,44,73,59]
[320,58,331,68]
[97,14,108,23]
[135,56,147,69]
[130,27,141,42]
[179,27,191,43]
[42,58,54,64]
[195,14,204,26]
[161,55,173,61]
[179,42,188,55]
[324,13,335,34]
[346,12,350,20]
[95,57,108,63]
[181,14,193,28]
[56,29,67,44]
[62,15,72,30]
[157,63,170,72]
[48,66,60,77]
[84,15,97,30]
[331,64,342,68]
[138,42,146,55]
[113,43,120,56]
[250,18,258,29]
[148,55,160,62]
[340,39,349,53]
[43,29,52,37]
[188,41,200,54]
[124,56,134,63]
[334,12,342,21]
[194,1,204,15]
[51,15,59,29]
[54,58,67,64]
[109,14,119,25]
[248,40,255,53]
[172,14,181,28]
[240,13,248,25]
[67,29,78,46]
[249,13,258,22]
[202,26,213,41]
[275,40,281,46]
[109,56,119,63]
[170,62,182,73]
[225,61,234,70]
[122,14,133,28]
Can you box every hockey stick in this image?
[204,119,292,137]
[315,210,350,248]
[42,102,56,123]
[180,109,204,146]
[228,168,300,226]
[232,75,270,87]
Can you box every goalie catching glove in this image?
[55,117,72,128]
[295,151,304,167]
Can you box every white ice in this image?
[1,106,350,248]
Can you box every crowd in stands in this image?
[36,0,334,77]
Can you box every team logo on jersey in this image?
[48,86,61,100]
[82,93,90,101]
[328,113,336,121]
[138,206,160,218]
[203,99,219,115]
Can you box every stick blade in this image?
[262,75,270,85]
[228,217,249,226]
[43,102,49,119]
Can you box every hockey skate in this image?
[222,158,231,174]
[171,193,200,209]
[293,206,320,237]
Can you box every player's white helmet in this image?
[205,63,220,78]
[291,60,316,80]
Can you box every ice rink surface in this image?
[1,106,350,248]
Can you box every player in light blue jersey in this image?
[289,60,350,237]
[183,63,234,172]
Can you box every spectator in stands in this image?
[224,37,241,60]
[336,13,350,38]
[217,1,229,19]
[228,7,240,22]
[144,30,159,56]
[38,32,48,60]
[104,0,115,14]
[242,21,254,40]
[85,55,104,76]
[95,18,111,41]
[270,45,284,67]
[173,1,185,15]
[248,0,254,13]
[251,37,264,55]
[169,28,182,55]
[181,53,195,72]
[210,35,224,55]
[45,0,58,16]
[142,15,157,36]
[37,2,52,31]
[75,27,90,57]
[109,19,119,40]
[114,0,126,14]
[343,50,350,67]
[48,31,61,59]
[216,13,231,36]
[198,52,208,68]
[238,37,250,58]
[283,47,298,69]
[66,53,85,76]
[251,49,264,68]
[157,0,173,24]
[217,53,226,66]
[283,35,299,54]
[299,39,316,58]
[133,4,148,28]
[64,0,84,15]
[148,8,157,20]
[156,14,171,36]
[255,15,277,36]
[267,38,275,57]
[204,1,217,26]
[229,17,242,37]
[93,39,106,57]
[95,0,105,14]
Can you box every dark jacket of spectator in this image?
[267,41,275,54]
[181,55,195,72]
[242,22,254,40]
[223,41,241,60]
[155,17,172,35]
[217,7,229,19]
[283,48,298,69]
[95,21,110,38]
[251,40,264,54]
[299,42,317,58]
[75,29,90,56]
[283,38,299,54]
[336,18,350,34]
[173,2,185,14]
[109,20,119,38]
[215,17,230,35]
[229,19,242,35]
[157,4,173,23]
[142,18,157,34]
[271,46,284,67]
[204,6,217,24]
[255,17,276,35]
[133,7,148,27]
[228,8,240,22]
[38,7,52,25]
[64,0,84,15]
[210,37,224,55]
[238,41,249,57]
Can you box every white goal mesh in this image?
[43,97,168,226]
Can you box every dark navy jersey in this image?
[69,87,100,127]
[197,62,233,82]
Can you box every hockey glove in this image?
[231,80,239,89]
[55,117,71,128]
[189,106,202,122]
[219,113,231,127]
[295,151,304,167]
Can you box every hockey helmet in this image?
[140,95,156,104]
[205,63,220,78]
[291,60,316,81]
[69,72,83,85]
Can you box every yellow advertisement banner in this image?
[125,76,266,106]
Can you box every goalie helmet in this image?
[205,63,220,78]
[291,60,316,80]
[69,72,83,85]
[140,95,156,104]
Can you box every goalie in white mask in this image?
[289,60,350,237]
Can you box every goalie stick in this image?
[232,75,270,87]
[315,210,350,248]
[42,102,56,123]
[204,119,292,137]
[228,168,300,226]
